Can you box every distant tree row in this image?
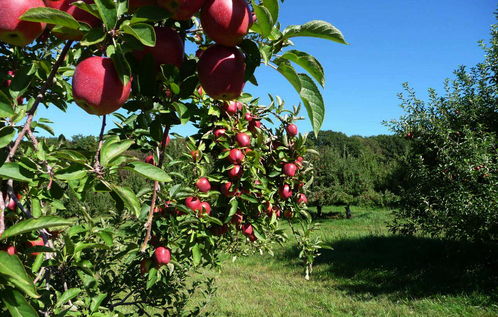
[306,130,410,214]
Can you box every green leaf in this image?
[283,20,348,44]
[278,50,325,87]
[121,23,156,47]
[298,73,325,137]
[251,4,273,37]
[52,150,88,164]
[100,139,134,167]
[0,163,33,182]
[56,288,81,307]
[90,293,107,313]
[109,44,132,86]
[1,288,38,317]
[0,126,15,148]
[80,27,107,46]
[94,0,117,29]
[146,267,158,289]
[69,1,100,19]
[0,252,39,298]
[262,0,279,24]
[0,101,15,117]
[225,199,238,223]
[239,39,261,82]
[131,5,170,23]
[192,243,201,266]
[31,199,41,218]
[1,216,74,240]
[125,162,172,182]
[73,243,109,255]
[55,164,88,181]
[20,7,80,29]
[275,59,301,92]
[106,183,141,217]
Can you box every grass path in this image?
[193,206,498,316]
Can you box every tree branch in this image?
[93,115,107,176]
[6,40,73,163]
[140,126,170,253]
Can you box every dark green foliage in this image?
[307,131,409,209]
[386,21,498,242]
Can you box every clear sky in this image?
[37,0,497,138]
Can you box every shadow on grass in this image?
[282,235,498,304]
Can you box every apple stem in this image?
[6,40,74,164]
[140,125,170,253]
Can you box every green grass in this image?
[192,206,498,316]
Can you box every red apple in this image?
[199,201,211,216]
[140,258,152,275]
[6,197,16,211]
[145,155,155,165]
[245,112,253,121]
[200,0,252,47]
[213,128,226,140]
[1,245,17,255]
[220,182,237,197]
[296,193,308,205]
[196,177,211,193]
[222,101,239,115]
[197,86,204,96]
[228,165,243,179]
[129,0,157,11]
[72,56,132,115]
[27,238,44,255]
[235,133,250,147]
[45,0,100,40]
[231,211,243,225]
[241,223,253,236]
[0,0,47,46]
[140,259,152,275]
[161,134,171,147]
[197,44,246,100]
[157,0,206,20]
[248,120,261,133]
[283,163,297,177]
[279,184,293,200]
[3,71,24,104]
[154,246,171,266]
[134,26,184,69]
[190,150,201,161]
[185,196,202,211]
[248,234,257,242]
[228,148,244,164]
[286,124,298,137]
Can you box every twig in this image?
[93,115,107,176]
[109,289,136,309]
[6,40,73,163]
[140,126,170,253]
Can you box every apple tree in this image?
[387,20,497,242]
[0,0,346,315]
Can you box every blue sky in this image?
[37,0,497,138]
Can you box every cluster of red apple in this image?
[279,123,308,214]
[0,0,253,115]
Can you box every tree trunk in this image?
[345,204,352,219]
[317,205,323,218]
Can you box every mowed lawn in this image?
[192,206,498,316]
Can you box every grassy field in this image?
[192,206,498,316]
